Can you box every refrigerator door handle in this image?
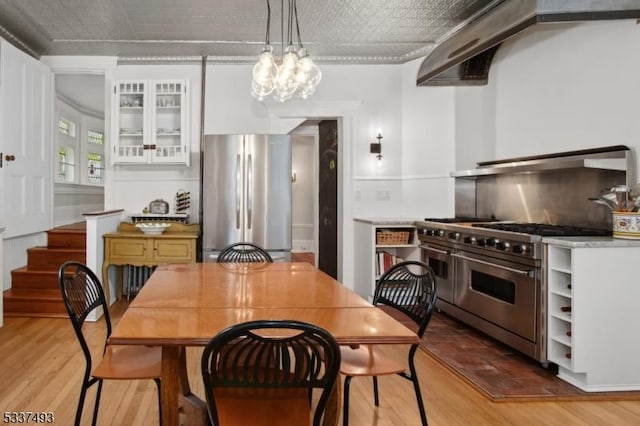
[235,154,241,229]
[247,153,253,229]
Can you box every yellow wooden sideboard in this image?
[102,221,199,301]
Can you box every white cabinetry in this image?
[354,219,419,301]
[546,241,640,391]
[112,80,189,165]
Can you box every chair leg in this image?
[74,381,89,426]
[343,376,352,426]
[154,378,162,426]
[372,376,380,406]
[408,359,428,426]
[91,379,104,426]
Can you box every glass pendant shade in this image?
[295,50,322,98]
[251,0,320,102]
[251,46,278,99]
[273,46,300,102]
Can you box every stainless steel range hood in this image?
[417,0,640,86]
[451,145,634,185]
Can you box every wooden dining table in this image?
[109,262,419,426]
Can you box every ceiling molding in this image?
[56,92,104,120]
[0,23,39,58]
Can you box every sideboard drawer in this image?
[153,239,194,262]
[108,239,149,262]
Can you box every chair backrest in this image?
[58,261,111,364]
[201,320,341,426]
[373,260,438,338]
[217,242,273,263]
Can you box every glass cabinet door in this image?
[114,81,148,162]
[150,80,188,164]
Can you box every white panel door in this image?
[0,40,52,238]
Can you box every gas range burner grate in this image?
[424,217,496,223]
[472,223,611,237]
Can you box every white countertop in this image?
[543,236,640,248]
[353,217,420,225]
[353,219,640,248]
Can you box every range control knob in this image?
[512,244,528,254]
[463,236,476,244]
[438,230,446,237]
[496,241,511,251]
[476,238,486,247]
[448,232,460,240]
[486,238,498,247]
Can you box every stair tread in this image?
[3,312,68,318]
[4,289,62,299]
[12,266,58,274]
[28,246,86,252]
[49,222,86,232]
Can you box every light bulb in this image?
[251,46,278,99]
[295,49,321,98]
[273,46,300,102]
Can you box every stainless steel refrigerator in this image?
[202,134,292,261]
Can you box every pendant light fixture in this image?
[251,0,321,102]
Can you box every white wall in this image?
[352,58,456,220]
[455,20,640,173]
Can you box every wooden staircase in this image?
[3,223,86,317]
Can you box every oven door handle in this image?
[451,253,533,276]
[419,245,449,255]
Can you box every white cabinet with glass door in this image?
[112,79,189,165]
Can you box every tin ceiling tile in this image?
[0,0,501,62]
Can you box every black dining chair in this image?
[58,261,162,426]
[340,260,437,426]
[201,320,341,426]
[217,242,273,263]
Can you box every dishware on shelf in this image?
[135,223,171,235]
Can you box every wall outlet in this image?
[376,190,391,201]
[355,190,362,201]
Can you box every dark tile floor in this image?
[387,308,640,401]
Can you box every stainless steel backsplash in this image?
[455,169,626,229]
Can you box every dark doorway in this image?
[318,120,338,278]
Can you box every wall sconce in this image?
[370,132,383,160]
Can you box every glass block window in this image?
[88,130,104,145]
[87,153,103,184]
[58,146,75,182]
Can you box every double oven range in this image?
[418,218,610,363]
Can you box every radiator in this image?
[123,265,156,298]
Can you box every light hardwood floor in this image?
[1,302,639,425]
